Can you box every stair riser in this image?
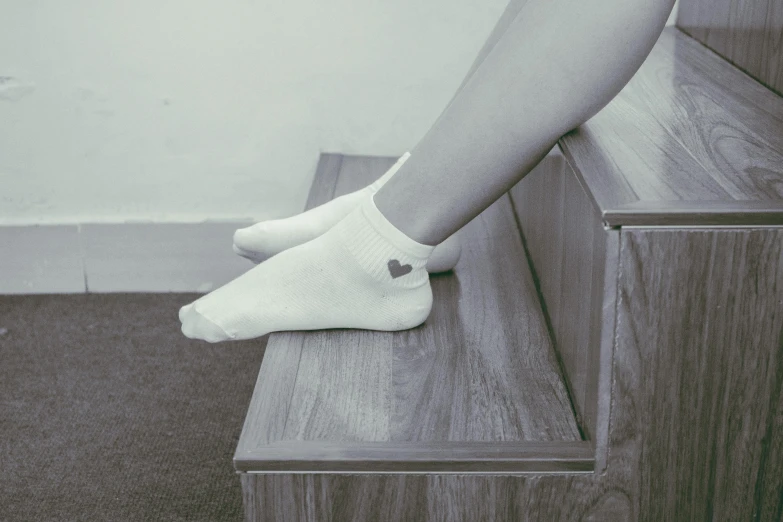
[240,474,632,522]
[677,0,783,97]
[509,148,615,464]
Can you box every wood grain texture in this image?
[240,473,635,522]
[239,152,783,520]
[509,149,617,453]
[558,27,783,226]
[240,226,783,521]
[677,0,783,97]
[291,155,579,443]
[236,440,593,473]
[235,154,581,473]
[588,228,620,473]
[659,20,783,124]
[281,328,394,442]
[509,149,568,359]
[615,227,783,520]
[390,194,578,444]
[235,333,305,450]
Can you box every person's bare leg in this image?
[179,0,675,343]
[375,0,676,245]
[436,0,533,130]
[227,0,528,273]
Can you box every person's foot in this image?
[232,152,462,273]
[180,195,434,343]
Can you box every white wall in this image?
[1,0,678,226]
[0,0,507,225]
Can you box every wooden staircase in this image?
[233,7,783,522]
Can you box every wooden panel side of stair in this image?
[617,227,783,520]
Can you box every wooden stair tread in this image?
[235,155,583,472]
[559,26,783,226]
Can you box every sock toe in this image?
[178,303,193,322]
[180,305,233,343]
[233,243,264,264]
[233,224,264,251]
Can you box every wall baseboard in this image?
[0,221,255,294]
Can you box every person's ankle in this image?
[372,192,444,246]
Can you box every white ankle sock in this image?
[180,194,434,342]
[232,152,461,273]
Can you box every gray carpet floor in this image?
[0,293,267,522]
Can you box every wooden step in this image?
[234,25,783,521]
[557,26,783,227]
[508,25,783,520]
[511,28,783,448]
[234,153,586,475]
[677,0,783,98]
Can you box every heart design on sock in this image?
[388,259,413,278]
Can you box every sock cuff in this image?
[334,195,432,288]
[361,194,435,260]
